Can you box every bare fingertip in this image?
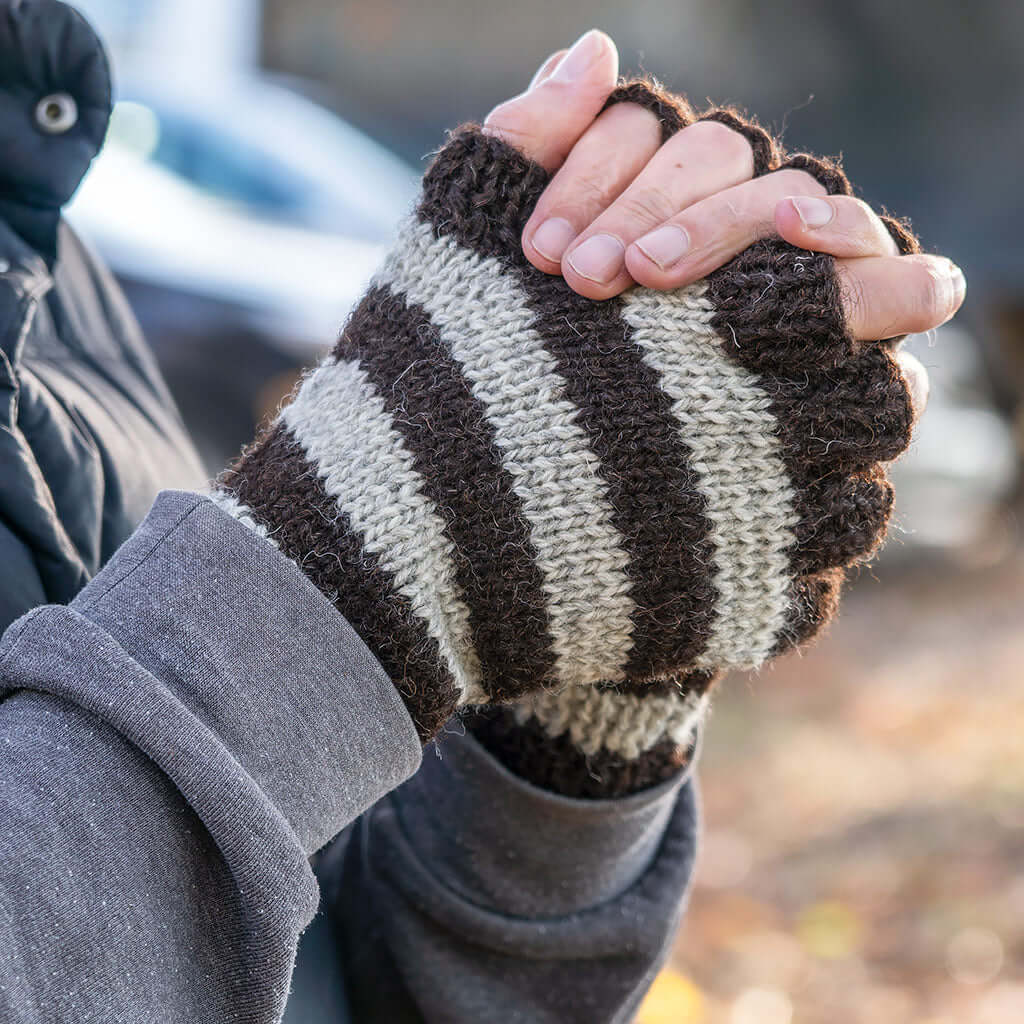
[548,29,612,85]
[895,350,930,418]
[529,49,569,91]
[531,217,577,263]
[791,195,835,230]
[951,263,967,308]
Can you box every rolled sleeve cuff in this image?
[1,490,421,855]
[392,724,696,918]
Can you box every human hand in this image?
[469,46,951,794]
[483,30,965,417]
[222,62,926,764]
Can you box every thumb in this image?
[483,29,619,172]
[529,48,569,90]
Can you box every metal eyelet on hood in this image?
[35,93,79,135]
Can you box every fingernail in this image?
[634,225,690,270]
[550,29,605,84]
[908,366,929,414]
[531,217,577,262]
[567,233,625,283]
[896,351,929,415]
[529,50,564,90]
[791,195,835,229]
[950,262,966,306]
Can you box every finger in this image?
[791,470,894,575]
[556,118,756,298]
[836,253,966,340]
[529,49,568,90]
[894,348,930,418]
[521,103,663,275]
[775,194,901,258]
[781,568,845,652]
[482,29,619,171]
[772,346,915,470]
[625,167,826,289]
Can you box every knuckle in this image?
[775,167,827,196]
[566,170,617,208]
[686,118,753,165]
[833,196,891,255]
[846,196,875,221]
[711,198,746,235]
[616,187,679,226]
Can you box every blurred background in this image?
[68,1,1024,1021]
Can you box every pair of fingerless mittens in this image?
[217,80,918,798]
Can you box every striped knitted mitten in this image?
[217,80,916,761]
[469,81,921,796]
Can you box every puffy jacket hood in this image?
[0,0,112,258]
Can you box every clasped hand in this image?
[483,29,966,415]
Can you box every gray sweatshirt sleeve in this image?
[321,725,700,1023]
[0,490,422,1024]
[0,488,699,1024]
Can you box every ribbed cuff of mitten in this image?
[468,674,711,799]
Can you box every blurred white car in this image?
[65,69,418,468]
[68,70,418,354]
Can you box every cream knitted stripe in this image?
[621,285,798,669]
[207,490,279,548]
[514,686,708,760]
[281,357,485,705]
[376,218,636,687]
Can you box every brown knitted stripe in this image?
[703,240,860,589]
[789,468,894,576]
[705,240,852,372]
[419,129,719,682]
[597,669,717,700]
[466,706,691,799]
[705,242,908,630]
[514,278,718,680]
[774,345,916,473]
[419,126,547,262]
[334,285,557,702]
[706,247,913,469]
[601,79,694,141]
[222,422,458,741]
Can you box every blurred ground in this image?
[639,543,1024,1023]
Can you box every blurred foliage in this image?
[637,970,704,1023]
[637,549,1024,1023]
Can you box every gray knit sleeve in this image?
[0,491,421,1024]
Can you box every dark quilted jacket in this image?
[0,0,205,630]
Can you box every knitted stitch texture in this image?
[218,81,916,764]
